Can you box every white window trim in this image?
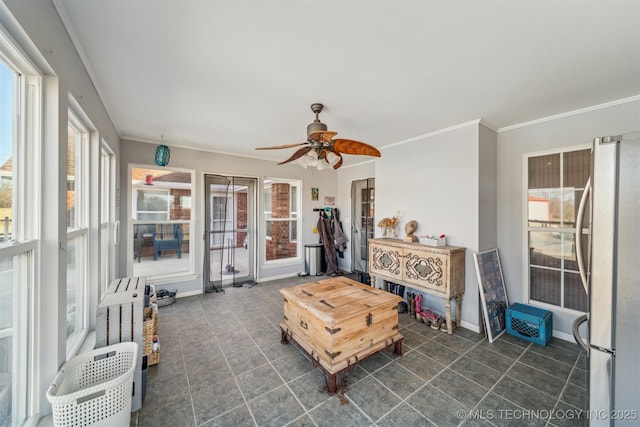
[0,20,42,426]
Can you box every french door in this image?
[351,178,375,273]
[204,174,256,291]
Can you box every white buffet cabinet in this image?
[368,238,465,334]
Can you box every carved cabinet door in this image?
[369,243,403,280]
[403,247,449,296]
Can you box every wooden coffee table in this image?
[280,277,403,394]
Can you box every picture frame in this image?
[473,248,509,343]
[311,187,319,201]
[324,196,335,206]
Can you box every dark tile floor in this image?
[132,275,588,427]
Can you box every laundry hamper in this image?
[46,342,138,427]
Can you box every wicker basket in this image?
[142,304,158,356]
[148,350,160,366]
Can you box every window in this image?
[66,114,89,354]
[99,143,114,297]
[131,167,193,279]
[263,178,301,261]
[0,31,40,427]
[135,188,170,221]
[527,148,590,312]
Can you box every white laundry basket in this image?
[46,342,138,427]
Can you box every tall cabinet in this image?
[368,238,465,334]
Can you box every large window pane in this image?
[264,179,300,261]
[530,267,561,305]
[0,256,14,427]
[528,153,560,189]
[564,272,588,312]
[132,167,192,278]
[527,189,562,227]
[0,61,14,243]
[0,252,30,427]
[66,235,85,339]
[66,125,78,229]
[529,231,562,268]
[66,116,88,355]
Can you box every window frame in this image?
[523,144,590,315]
[65,107,90,357]
[0,23,42,427]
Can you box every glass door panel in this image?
[204,175,256,291]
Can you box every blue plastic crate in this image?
[506,303,552,346]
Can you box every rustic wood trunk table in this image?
[280,277,403,394]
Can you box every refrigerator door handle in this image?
[575,176,591,295]
[572,313,589,354]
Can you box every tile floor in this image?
[132,275,588,427]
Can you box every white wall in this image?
[497,98,640,336]
[374,123,487,331]
[120,139,337,293]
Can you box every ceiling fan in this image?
[255,103,381,170]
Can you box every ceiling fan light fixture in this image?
[325,151,340,167]
[305,150,319,167]
[317,158,330,170]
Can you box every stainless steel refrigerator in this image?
[573,132,640,426]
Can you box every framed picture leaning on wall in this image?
[473,248,509,343]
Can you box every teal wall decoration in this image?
[155,144,170,166]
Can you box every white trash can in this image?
[47,342,138,427]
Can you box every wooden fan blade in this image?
[332,154,343,169]
[255,142,308,150]
[308,131,337,143]
[333,139,381,157]
[277,147,312,165]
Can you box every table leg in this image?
[393,339,403,356]
[280,327,290,344]
[456,295,463,328]
[444,299,453,334]
[326,372,338,394]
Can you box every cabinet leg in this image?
[456,295,463,328]
[444,299,453,334]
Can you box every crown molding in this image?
[498,95,640,133]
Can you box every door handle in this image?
[572,314,589,355]
[575,177,591,295]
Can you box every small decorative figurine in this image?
[403,220,418,242]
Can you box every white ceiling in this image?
[55,0,640,166]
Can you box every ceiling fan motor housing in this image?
[307,120,328,138]
[307,102,327,139]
